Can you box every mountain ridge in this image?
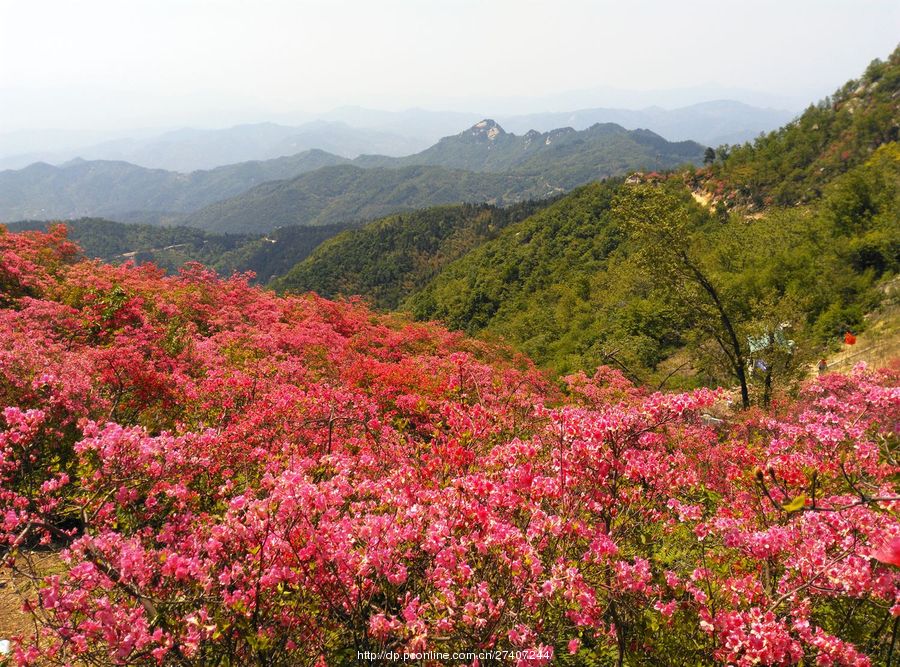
[355,119,703,177]
[177,121,704,232]
[0,120,705,229]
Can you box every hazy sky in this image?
[1,0,898,132]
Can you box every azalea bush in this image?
[0,225,898,666]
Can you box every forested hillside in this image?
[410,144,895,379]
[7,218,357,282]
[180,122,703,234]
[179,164,554,233]
[211,222,360,282]
[405,53,899,400]
[272,199,555,308]
[6,219,250,269]
[700,46,899,207]
[273,51,899,406]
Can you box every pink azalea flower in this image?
[873,536,900,568]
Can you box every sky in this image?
[0,0,898,133]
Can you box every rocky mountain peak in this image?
[468,119,506,141]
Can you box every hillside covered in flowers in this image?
[0,225,898,665]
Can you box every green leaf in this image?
[782,494,807,513]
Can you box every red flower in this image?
[874,536,900,568]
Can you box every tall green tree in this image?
[613,184,751,407]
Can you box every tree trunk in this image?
[685,256,750,408]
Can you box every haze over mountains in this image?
[0,100,792,172]
[0,121,428,172]
[496,101,795,147]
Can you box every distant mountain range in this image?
[0,150,350,222]
[318,100,794,150]
[0,121,427,172]
[0,120,704,232]
[0,100,792,172]
[358,121,702,184]
[496,101,795,146]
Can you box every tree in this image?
[703,146,716,165]
[715,144,731,163]
[613,184,751,407]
